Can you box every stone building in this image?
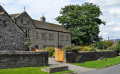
[0,5,71,51]
[0,6,25,51]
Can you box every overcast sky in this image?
[0,0,120,40]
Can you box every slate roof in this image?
[33,19,70,33]
[0,12,4,15]
[9,13,21,20]
[9,12,70,33]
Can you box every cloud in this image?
[102,32,108,35]
[106,22,115,26]
[114,27,120,31]
[1,0,83,24]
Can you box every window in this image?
[24,29,30,38]
[61,35,64,41]
[49,34,54,40]
[21,19,23,24]
[28,21,29,25]
[66,36,69,41]
[41,33,46,39]
[36,32,38,38]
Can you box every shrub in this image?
[25,42,29,51]
[90,47,96,51]
[94,41,104,49]
[52,52,55,58]
[78,46,91,51]
[115,50,119,56]
[63,44,91,52]
[107,46,117,50]
[107,45,119,56]
[88,43,96,48]
[63,44,78,52]
[95,41,113,50]
[117,40,120,52]
[43,47,54,57]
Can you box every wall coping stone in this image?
[67,50,115,53]
[0,51,48,54]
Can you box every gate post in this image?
[63,50,66,63]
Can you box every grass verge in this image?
[69,56,120,69]
[0,66,73,74]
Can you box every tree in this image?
[55,2,106,45]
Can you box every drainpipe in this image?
[58,32,59,48]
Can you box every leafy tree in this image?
[55,2,106,45]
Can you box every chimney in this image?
[40,15,45,22]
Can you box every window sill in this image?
[49,39,54,40]
[41,39,47,40]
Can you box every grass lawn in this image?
[0,66,73,74]
[69,56,120,69]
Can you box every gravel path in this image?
[48,58,96,74]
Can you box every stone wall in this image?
[63,51,116,63]
[0,51,48,69]
[15,12,36,51]
[35,29,71,50]
[0,13,25,51]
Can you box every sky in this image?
[0,0,120,40]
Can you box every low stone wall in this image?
[63,51,116,63]
[0,51,48,69]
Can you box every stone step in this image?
[41,65,69,73]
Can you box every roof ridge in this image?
[9,13,21,15]
[33,19,61,26]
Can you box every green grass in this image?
[69,56,120,69]
[0,66,73,74]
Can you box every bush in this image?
[90,47,96,51]
[25,42,29,51]
[63,44,78,52]
[95,41,113,50]
[78,46,91,51]
[117,40,120,52]
[52,52,55,58]
[107,46,119,56]
[107,46,117,50]
[43,47,54,57]
[88,43,96,48]
[63,44,91,52]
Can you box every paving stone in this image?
[49,58,96,74]
[41,65,69,73]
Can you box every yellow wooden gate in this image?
[55,48,63,61]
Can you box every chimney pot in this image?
[40,15,45,22]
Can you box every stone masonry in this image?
[64,50,116,63]
[0,51,48,69]
[0,7,25,51]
